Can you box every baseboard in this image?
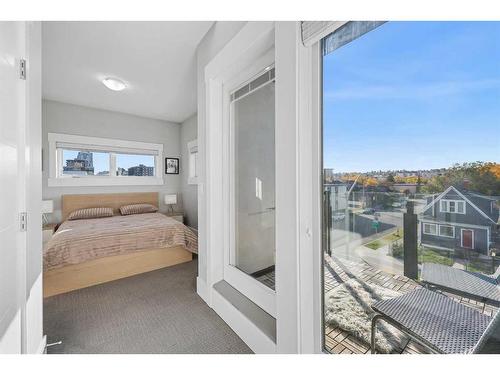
[211,288,276,353]
[36,335,47,354]
[197,276,276,353]
[196,276,209,304]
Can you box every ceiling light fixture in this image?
[102,77,126,91]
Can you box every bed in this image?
[43,192,196,297]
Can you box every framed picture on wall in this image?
[165,157,179,174]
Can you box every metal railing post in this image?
[404,201,418,279]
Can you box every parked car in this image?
[363,208,376,215]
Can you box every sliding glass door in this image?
[321,21,500,354]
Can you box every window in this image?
[423,223,438,235]
[61,149,110,176]
[440,199,466,214]
[320,20,500,356]
[187,139,198,185]
[439,225,455,238]
[116,153,155,176]
[48,133,163,187]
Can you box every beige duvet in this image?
[44,213,197,270]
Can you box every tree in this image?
[422,162,500,196]
[363,177,378,186]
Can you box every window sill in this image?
[48,176,164,187]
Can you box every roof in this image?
[457,187,499,223]
[422,186,498,224]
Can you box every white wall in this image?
[42,99,183,222]
[196,21,247,286]
[180,113,198,228]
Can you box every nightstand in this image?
[164,212,184,223]
[43,223,57,249]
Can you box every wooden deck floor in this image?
[323,254,499,354]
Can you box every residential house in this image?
[420,186,499,255]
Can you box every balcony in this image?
[322,186,500,354]
[323,254,499,354]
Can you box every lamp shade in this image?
[42,200,54,214]
[164,194,177,205]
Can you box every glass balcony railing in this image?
[323,183,499,279]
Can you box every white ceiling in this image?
[42,21,213,123]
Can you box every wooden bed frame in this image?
[43,192,193,298]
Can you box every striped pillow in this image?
[67,207,113,221]
[120,204,158,216]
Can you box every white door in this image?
[0,21,27,354]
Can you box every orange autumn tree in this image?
[340,174,378,187]
[423,162,500,196]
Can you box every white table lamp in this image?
[164,194,177,212]
[42,200,53,225]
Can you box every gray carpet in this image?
[44,259,252,354]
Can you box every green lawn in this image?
[418,247,453,266]
[387,242,495,272]
[465,260,498,274]
[365,240,382,250]
[365,229,403,250]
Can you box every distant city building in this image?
[325,181,348,212]
[96,171,109,176]
[63,151,94,175]
[117,167,128,176]
[324,168,334,183]
[128,164,154,176]
[76,151,93,167]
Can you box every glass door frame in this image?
[222,48,277,317]
[202,21,323,352]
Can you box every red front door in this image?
[462,229,473,249]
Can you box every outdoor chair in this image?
[421,263,500,307]
[370,288,500,354]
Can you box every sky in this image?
[323,21,500,173]
[63,150,154,174]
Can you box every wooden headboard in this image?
[61,192,159,221]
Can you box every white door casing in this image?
[25,21,44,354]
[203,22,277,352]
[202,21,324,354]
[208,23,276,315]
[223,47,276,318]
